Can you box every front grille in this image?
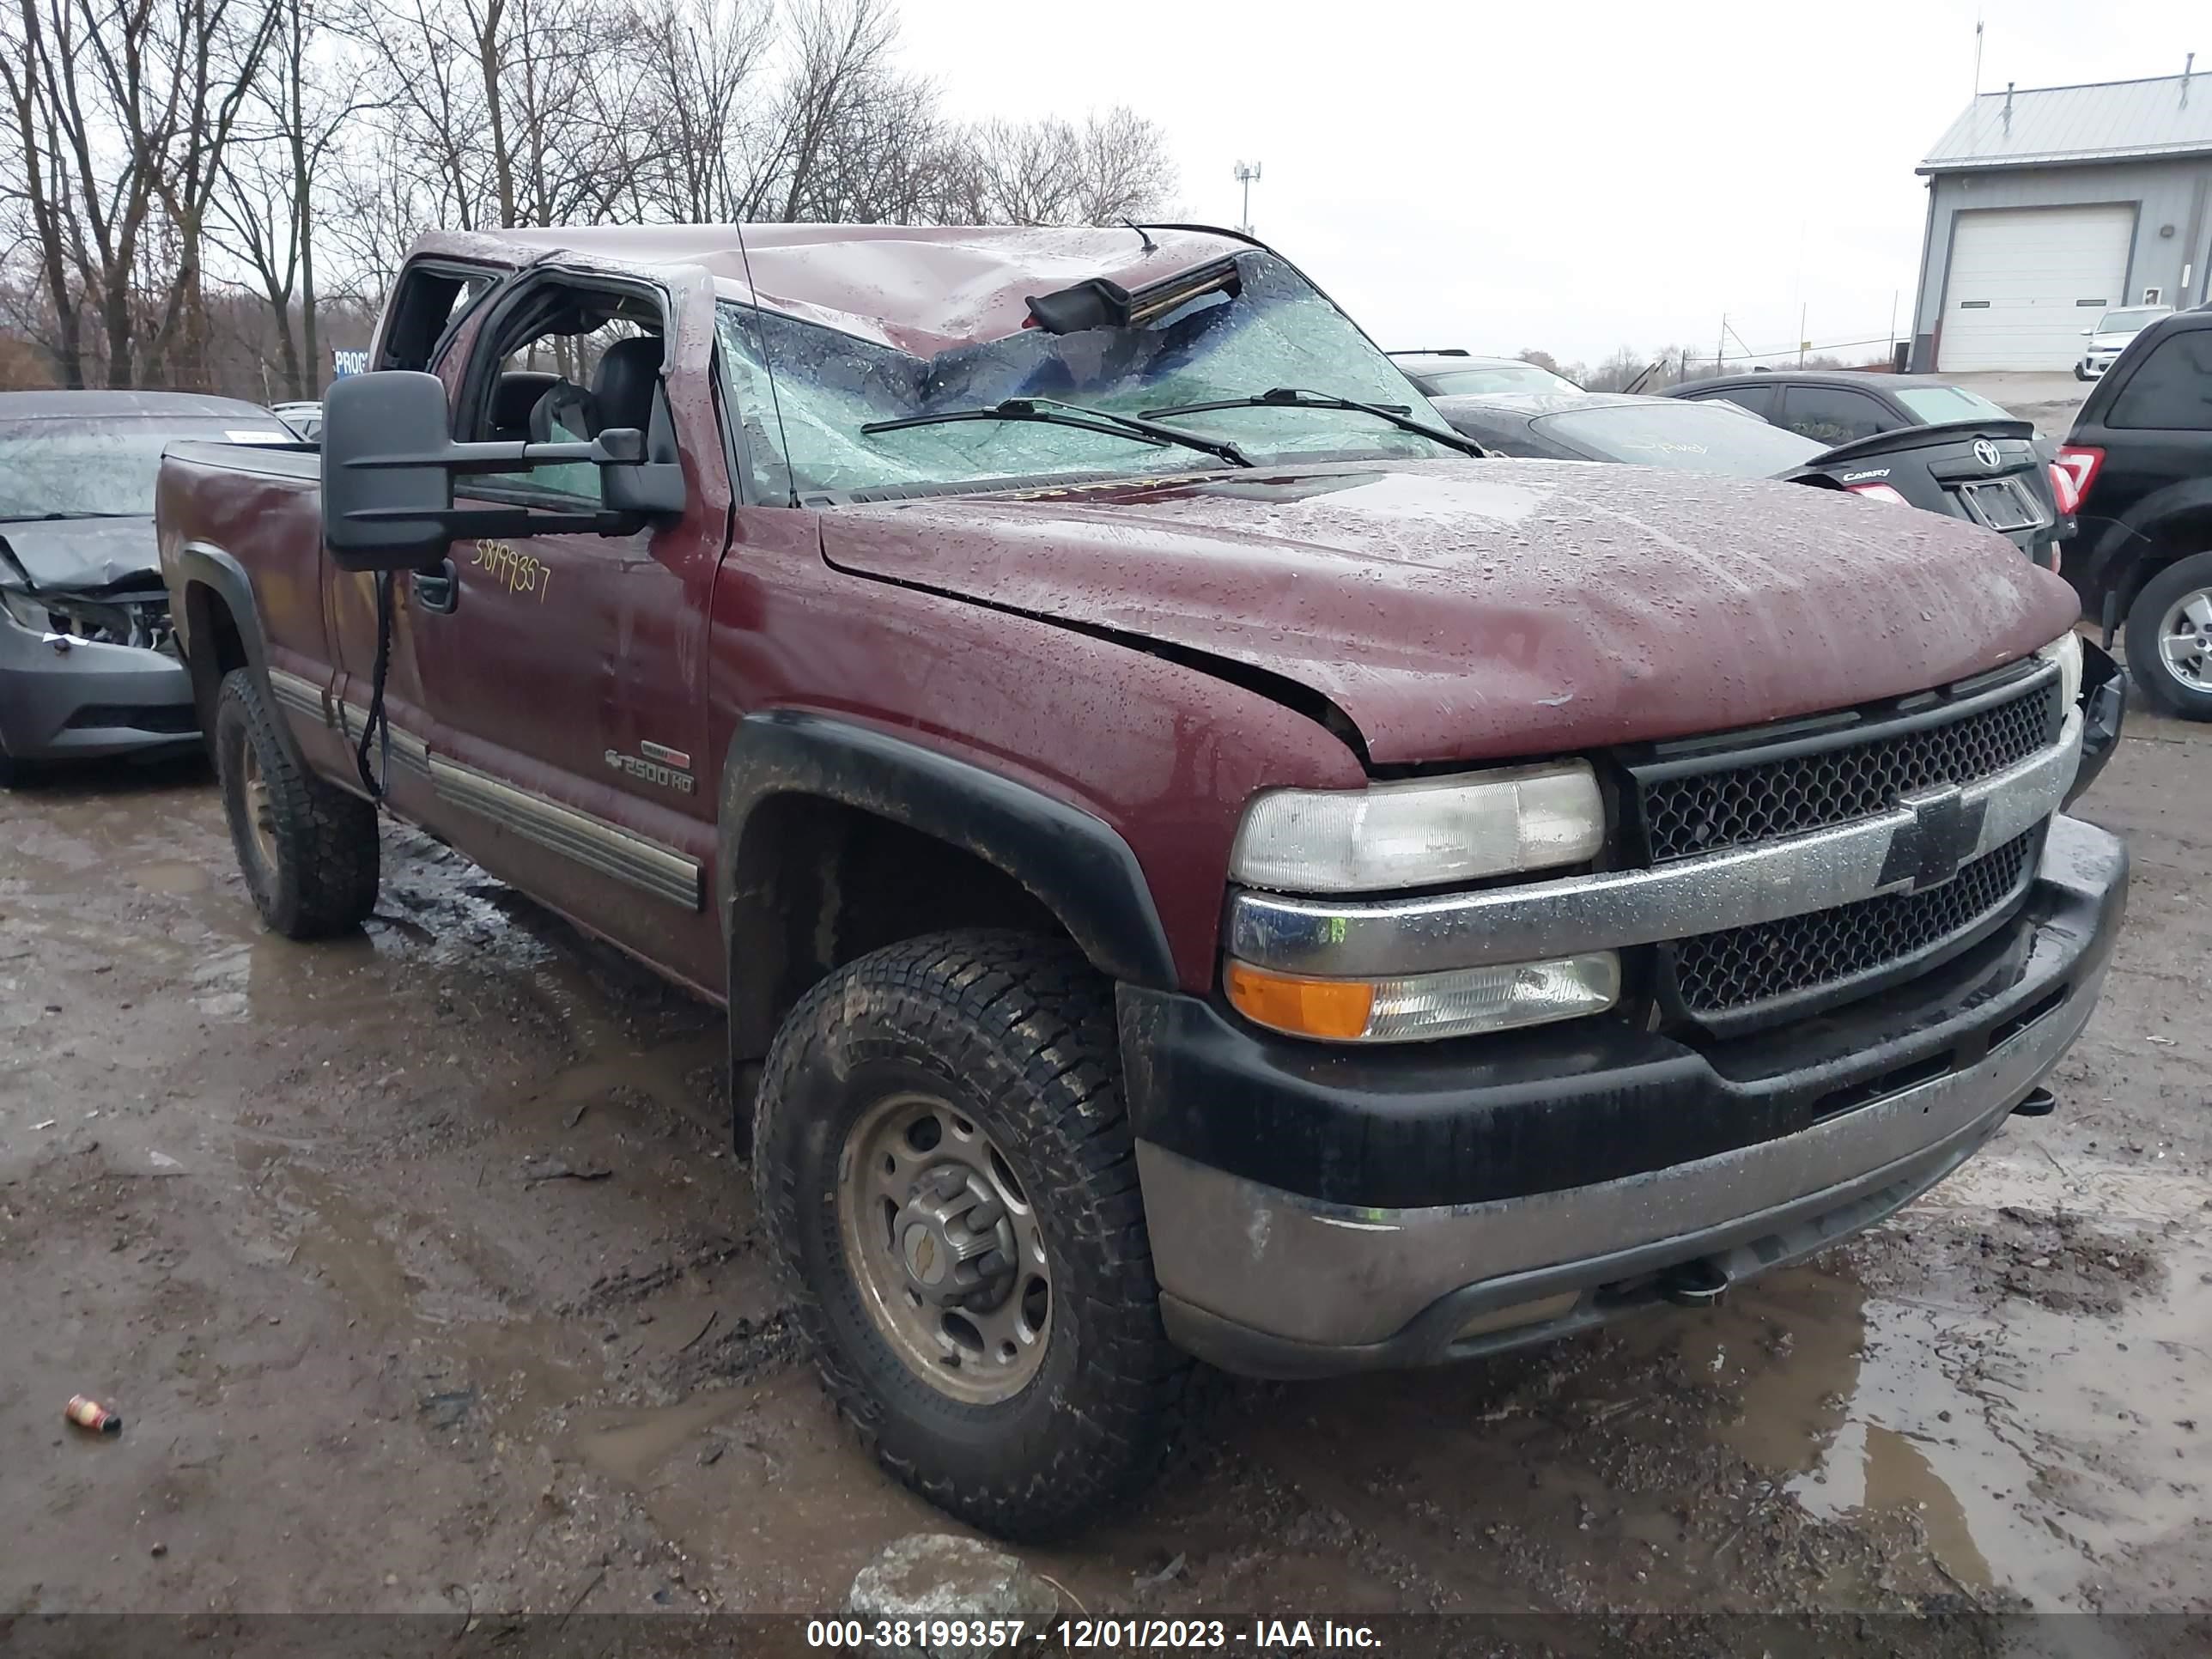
[1668,831,2036,1015]
[1641,676,2059,862]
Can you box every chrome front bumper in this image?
[1139,814,2125,1377]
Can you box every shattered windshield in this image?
[714,252,1452,499]
[0,416,289,519]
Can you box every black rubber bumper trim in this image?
[1118,822,2128,1210]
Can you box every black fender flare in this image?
[2080,477,2212,614]
[716,709,1179,1051]
[170,542,305,767]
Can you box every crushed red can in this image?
[65,1395,122,1433]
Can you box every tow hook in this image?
[1660,1258,1731,1309]
[2012,1085,2057,1118]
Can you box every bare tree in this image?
[3,0,1188,394]
[941,106,1175,227]
[211,0,380,395]
[8,0,174,386]
[134,0,286,386]
[1066,107,1174,225]
[630,0,774,222]
[1,0,91,383]
[0,0,280,388]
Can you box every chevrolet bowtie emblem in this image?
[1880,784,1987,893]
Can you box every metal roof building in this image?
[1909,66,2212,373]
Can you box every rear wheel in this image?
[754,930,1193,1540]
[214,667,380,935]
[2125,551,2212,720]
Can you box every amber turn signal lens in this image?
[1224,961,1376,1041]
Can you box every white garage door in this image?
[1937,204,2135,372]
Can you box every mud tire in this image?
[755,929,1194,1540]
[214,667,380,937]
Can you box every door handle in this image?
[412,559,458,614]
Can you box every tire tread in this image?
[216,669,380,937]
[753,928,1198,1540]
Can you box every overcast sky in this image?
[900,0,2204,368]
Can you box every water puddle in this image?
[276,1164,592,1421]
[1695,1184,2211,1610]
[570,1390,752,1486]
[125,859,212,896]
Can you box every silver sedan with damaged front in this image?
[0,392,294,779]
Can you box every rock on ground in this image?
[847,1533,1058,1657]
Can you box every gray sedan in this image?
[0,391,292,778]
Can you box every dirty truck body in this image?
[157,224,2128,1538]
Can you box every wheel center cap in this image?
[902,1224,944,1285]
[890,1169,1017,1307]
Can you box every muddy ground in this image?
[2,703,2207,1652]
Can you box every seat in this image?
[592,335,666,441]
[526,335,671,459]
[526,375,594,445]
[489,371,558,443]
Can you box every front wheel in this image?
[2124,551,2212,720]
[754,931,1194,1540]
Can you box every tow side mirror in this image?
[320,370,685,574]
[322,371,459,571]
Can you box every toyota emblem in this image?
[1972,438,2001,470]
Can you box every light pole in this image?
[1233,161,1262,234]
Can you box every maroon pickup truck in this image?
[157,223,2129,1540]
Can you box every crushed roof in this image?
[411,222,1253,355]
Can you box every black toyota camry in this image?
[1430,390,2067,568]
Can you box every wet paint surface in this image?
[0,725,2203,1644]
[826,459,2081,766]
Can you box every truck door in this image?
[326,258,501,823]
[400,268,732,994]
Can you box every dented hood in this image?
[0,515,161,592]
[821,460,2081,767]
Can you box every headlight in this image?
[0,588,48,632]
[1231,761,1605,893]
[2037,629,2082,708]
[1226,952,1621,1042]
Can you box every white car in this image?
[271,399,322,442]
[2077,305,2173,380]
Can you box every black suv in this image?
[2059,307,2212,718]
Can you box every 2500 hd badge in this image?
[604,741,695,793]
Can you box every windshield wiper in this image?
[1139,386,1490,458]
[0,510,137,523]
[861,398,1252,469]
